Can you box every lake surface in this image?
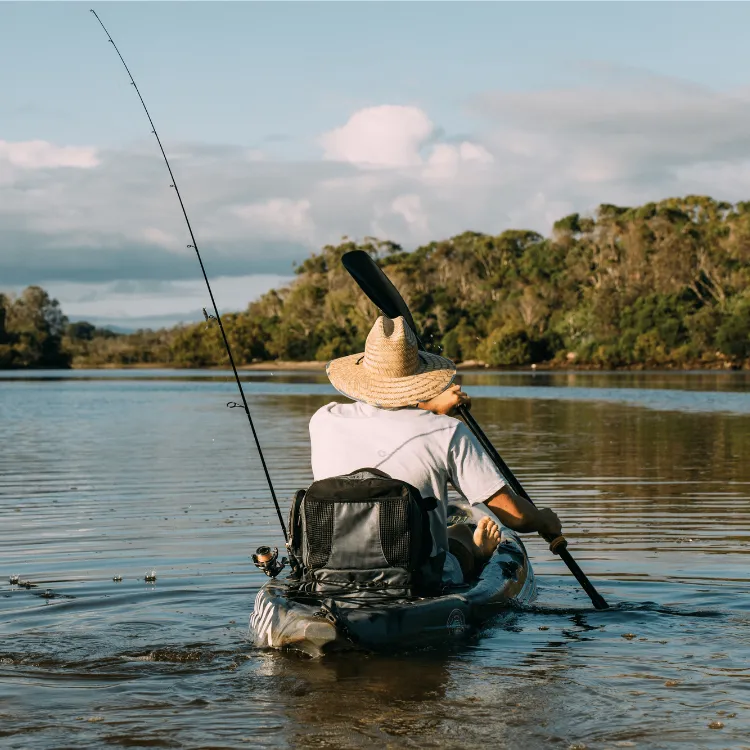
[1,370,748,749]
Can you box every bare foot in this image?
[473,516,501,561]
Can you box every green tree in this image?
[715,297,750,361]
[3,286,71,368]
[0,293,13,368]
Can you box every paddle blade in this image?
[342,250,424,349]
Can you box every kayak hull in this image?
[248,526,535,658]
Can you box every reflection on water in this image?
[460,369,750,393]
[4,368,750,415]
[2,368,750,393]
[1,371,748,749]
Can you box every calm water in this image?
[1,370,749,749]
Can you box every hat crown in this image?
[363,316,419,377]
[325,314,456,408]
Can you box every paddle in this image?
[342,249,610,610]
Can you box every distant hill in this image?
[3,195,749,370]
[85,323,137,335]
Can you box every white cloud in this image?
[0,139,99,170]
[391,194,426,227]
[381,193,429,238]
[673,159,750,197]
[320,105,434,168]
[424,141,494,182]
[230,198,314,240]
[141,227,182,251]
[10,274,292,329]
[5,67,750,326]
[473,73,750,181]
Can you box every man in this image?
[310,315,562,584]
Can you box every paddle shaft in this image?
[457,405,609,610]
[340,250,609,610]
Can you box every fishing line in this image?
[90,10,288,542]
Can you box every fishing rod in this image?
[90,10,288,543]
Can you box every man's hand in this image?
[417,384,470,416]
[535,507,562,539]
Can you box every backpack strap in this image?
[343,467,392,481]
[286,488,306,578]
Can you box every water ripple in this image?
[1,371,748,749]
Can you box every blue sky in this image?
[3,1,750,327]
[5,2,750,148]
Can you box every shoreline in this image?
[56,358,748,372]
[69,360,329,371]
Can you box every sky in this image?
[3,1,750,328]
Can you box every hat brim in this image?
[326,350,457,409]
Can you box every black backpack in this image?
[287,468,444,596]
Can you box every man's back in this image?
[309,400,506,559]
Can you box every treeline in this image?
[0,287,72,368]
[4,195,750,370]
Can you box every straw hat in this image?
[326,316,456,409]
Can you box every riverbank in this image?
[62,357,746,372]
[68,360,329,371]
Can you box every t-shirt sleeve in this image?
[447,422,507,505]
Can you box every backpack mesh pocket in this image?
[303,498,334,569]
[378,498,410,567]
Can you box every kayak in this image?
[248,504,536,657]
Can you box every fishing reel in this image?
[252,546,287,578]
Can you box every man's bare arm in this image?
[419,385,563,538]
[484,487,562,538]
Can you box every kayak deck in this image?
[249,527,535,658]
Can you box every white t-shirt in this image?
[309,401,507,564]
